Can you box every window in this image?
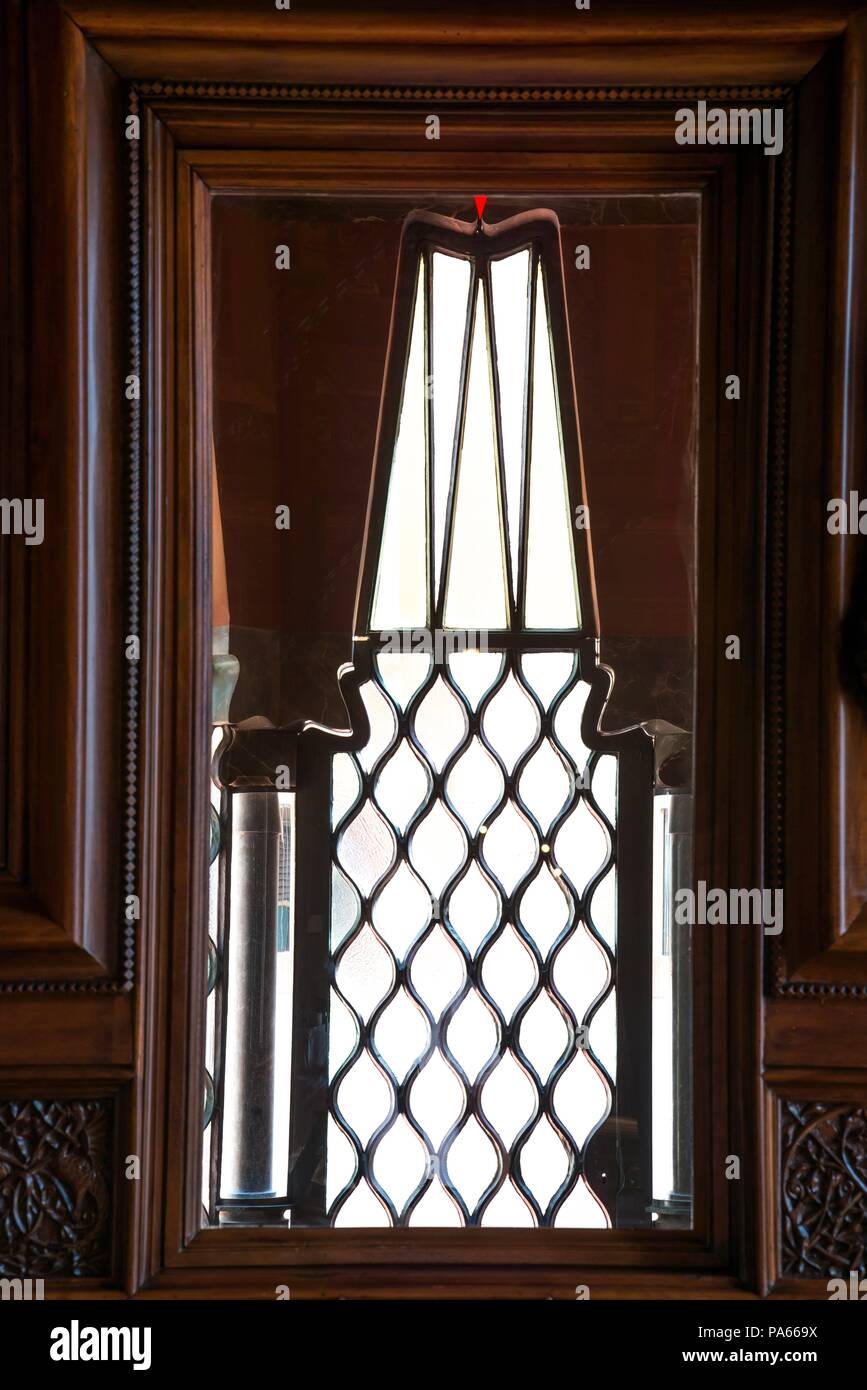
[206,206,694,1230]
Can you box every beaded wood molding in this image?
[135,80,790,103]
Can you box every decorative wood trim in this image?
[781,1098,867,1279]
[773,973,867,999]
[129,1267,762,1301]
[0,0,27,884]
[771,17,867,995]
[135,81,791,103]
[765,91,795,962]
[129,83,775,1293]
[122,87,142,996]
[60,0,850,89]
[62,0,855,46]
[0,1097,114,1278]
[764,1074,867,1289]
[0,0,134,992]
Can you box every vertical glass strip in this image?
[490,249,531,603]
[524,263,581,630]
[273,792,296,1202]
[371,261,429,630]
[443,280,509,630]
[431,253,472,608]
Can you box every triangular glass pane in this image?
[490,249,531,598]
[432,253,472,605]
[371,261,428,630]
[443,282,509,630]
[524,264,581,630]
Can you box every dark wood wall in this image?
[1,0,866,1300]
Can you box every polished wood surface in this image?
[63,0,853,87]
[1,0,865,1299]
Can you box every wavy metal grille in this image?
[328,646,618,1227]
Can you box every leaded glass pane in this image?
[524,263,581,629]
[207,200,697,1235]
[490,249,531,595]
[432,252,472,603]
[442,281,510,629]
[326,650,620,1226]
[371,263,428,630]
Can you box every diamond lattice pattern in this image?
[329,649,618,1227]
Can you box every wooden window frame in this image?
[4,0,867,1298]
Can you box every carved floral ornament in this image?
[781,1100,867,1279]
[0,1100,112,1278]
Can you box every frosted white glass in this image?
[490,250,531,594]
[432,252,472,602]
[371,263,428,629]
[443,282,509,629]
[445,1116,498,1215]
[374,988,430,1083]
[525,264,581,629]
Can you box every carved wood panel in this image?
[0,1099,113,1278]
[781,1099,867,1279]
